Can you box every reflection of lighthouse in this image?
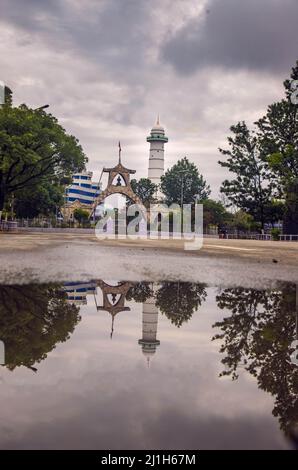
[138,289,160,366]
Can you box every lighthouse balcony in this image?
[138,339,160,346]
[147,135,168,143]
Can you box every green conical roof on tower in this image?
[147,115,168,143]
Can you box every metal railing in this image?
[224,233,271,240]
[0,221,18,231]
[279,234,298,241]
[1,219,298,241]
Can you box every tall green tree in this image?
[203,199,231,229]
[218,122,274,228]
[0,100,87,212]
[229,210,255,232]
[257,61,298,233]
[4,86,13,106]
[160,157,210,205]
[130,178,157,208]
[14,182,64,218]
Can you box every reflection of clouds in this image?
[0,288,289,449]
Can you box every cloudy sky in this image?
[1,0,298,195]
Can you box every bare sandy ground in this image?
[0,232,297,287]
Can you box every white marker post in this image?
[0,340,5,365]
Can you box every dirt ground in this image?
[0,231,297,286]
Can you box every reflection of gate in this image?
[90,151,143,217]
[95,280,133,338]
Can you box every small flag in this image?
[118,141,121,163]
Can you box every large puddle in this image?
[0,280,297,449]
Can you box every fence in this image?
[0,221,18,231]
[224,233,271,240]
[12,218,92,229]
[279,234,298,241]
[225,233,298,241]
[1,220,298,241]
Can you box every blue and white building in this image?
[65,171,100,206]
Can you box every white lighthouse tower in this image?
[147,116,168,188]
[138,288,160,367]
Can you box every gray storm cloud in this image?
[0,0,296,195]
[162,0,298,74]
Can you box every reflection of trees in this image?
[213,284,298,434]
[156,282,207,327]
[126,282,153,303]
[0,285,81,371]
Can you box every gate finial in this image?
[118,141,121,164]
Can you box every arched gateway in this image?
[90,162,142,214]
[62,147,146,223]
[89,148,143,218]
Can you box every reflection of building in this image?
[139,289,160,366]
[63,281,97,305]
[147,116,168,188]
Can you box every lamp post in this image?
[177,169,191,232]
[10,193,15,221]
[177,169,191,207]
[34,104,49,111]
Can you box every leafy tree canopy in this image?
[130,178,157,207]
[257,61,298,233]
[14,182,64,218]
[219,122,274,228]
[203,199,231,228]
[257,61,298,187]
[219,61,298,232]
[160,157,210,206]
[0,100,87,212]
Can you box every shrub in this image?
[271,228,281,241]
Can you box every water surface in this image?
[0,280,297,449]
